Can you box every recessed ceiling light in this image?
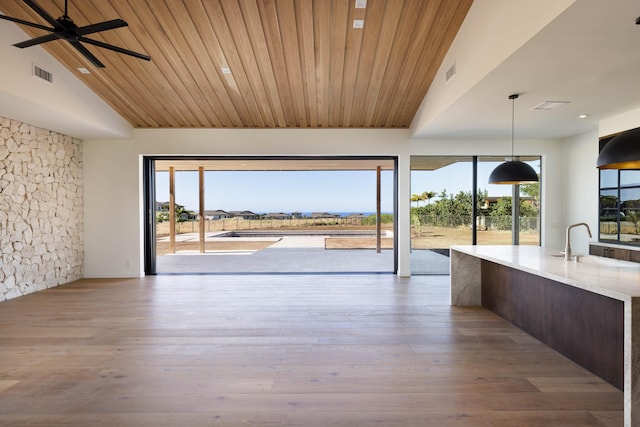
[77,67,90,74]
[355,0,367,8]
[579,114,590,119]
[353,19,364,29]
[221,67,231,74]
[531,100,570,110]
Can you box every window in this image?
[599,168,640,246]
[409,155,541,275]
[477,157,540,246]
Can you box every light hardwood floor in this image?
[0,274,622,426]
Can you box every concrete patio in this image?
[156,233,450,274]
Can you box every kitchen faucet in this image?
[565,222,592,261]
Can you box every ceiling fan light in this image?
[597,127,640,169]
[488,160,539,184]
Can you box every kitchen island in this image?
[450,245,640,427]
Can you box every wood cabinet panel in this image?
[590,244,637,261]
[481,260,624,389]
[610,248,631,260]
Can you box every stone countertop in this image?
[451,245,640,302]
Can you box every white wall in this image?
[561,131,599,254]
[83,129,413,277]
[83,138,141,277]
[410,0,575,137]
[600,106,640,137]
[0,20,132,139]
[83,129,564,278]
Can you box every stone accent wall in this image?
[0,116,83,301]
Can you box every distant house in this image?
[291,212,304,219]
[265,212,292,219]
[481,196,536,211]
[229,210,260,220]
[477,196,538,230]
[311,212,340,219]
[204,209,232,220]
[155,201,195,221]
[347,213,366,224]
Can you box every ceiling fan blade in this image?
[14,33,59,48]
[23,0,62,29]
[0,14,54,32]
[80,37,151,61]
[70,40,105,68]
[76,19,128,36]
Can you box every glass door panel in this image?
[410,156,542,275]
[410,156,473,274]
[477,157,540,246]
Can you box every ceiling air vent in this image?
[445,62,456,82]
[531,100,570,110]
[33,64,53,84]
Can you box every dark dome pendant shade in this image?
[488,94,539,185]
[596,127,640,169]
[488,160,539,184]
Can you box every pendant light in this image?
[596,127,640,169]
[488,94,539,184]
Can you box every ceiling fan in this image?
[0,0,150,68]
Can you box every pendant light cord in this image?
[509,94,519,160]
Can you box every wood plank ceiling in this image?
[0,0,473,129]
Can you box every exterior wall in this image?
[0,116,83,301]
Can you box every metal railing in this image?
[413,213,539,232]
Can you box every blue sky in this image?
[156,160,537,213]
[411,161,520,202]
[156,170,395,213]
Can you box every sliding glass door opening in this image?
[144,156,397,275]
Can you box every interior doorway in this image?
[143,156,397,274]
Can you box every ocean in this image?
[262,212,392,218]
